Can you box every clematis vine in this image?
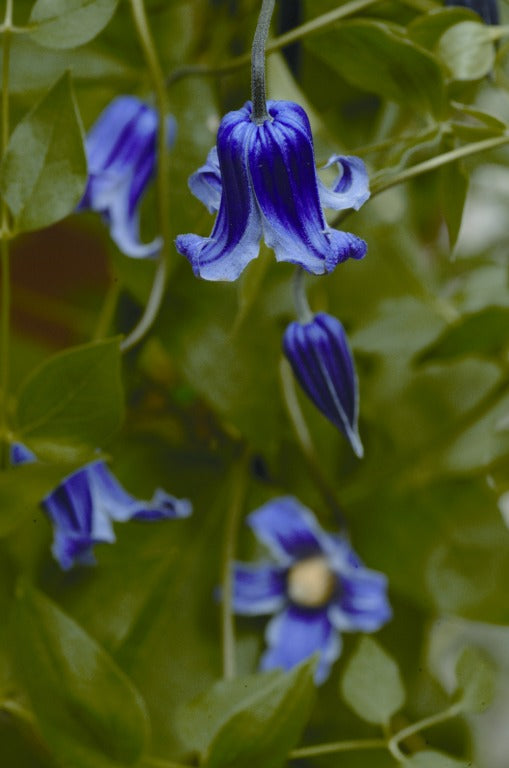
[176,100,369,281]
[233,497,391,684]
[11,446,191,570]
[78,95,176,259]
[283,312,363,458]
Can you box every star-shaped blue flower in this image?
[11,445,191,570]
[176,100,369,281]
[233,497,391,684]
[283,312,363,458]
[79,96,176,258]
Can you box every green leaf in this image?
[455,646,496,713]
[29,0,119,49]
[417,307,509,363]
[12,586,150,768]
[407,7,479,50]
[0,72,86,232]
[340,637,405,725]
[16,338,124,455]
[437,21,495,81]
[177,662,315,768]
[306,20,445,117]
[440,158,468,250]
[405,750,471,767]
[0,460,82,537]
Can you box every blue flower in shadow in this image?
[233,497,391,684]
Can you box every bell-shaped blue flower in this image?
[233,497,391,684]
[11,445,191,570]
[176,100,369,281]
[79,96,176,258]
[283,312,363,458]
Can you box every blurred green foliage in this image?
[1,0,509,766]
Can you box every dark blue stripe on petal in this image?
[283,313,363,456]
[176,105,262,280]
[318,155,370,212]
[247,496,329,563]
[249,101,330,274]
[232,563,287,615]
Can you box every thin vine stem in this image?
[0,0,13,469]
[279,358,345,528]
[290,737,387,759]
[293,267,313,324]
[251,0,276,123]
[168,0,382,86]
[371,133,509,196]
[221,447,250,680]
[124,0,172,353]
[388,703,464,755]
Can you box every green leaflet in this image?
[29,0,119,50]
[16,338,124,458]
[11,586,150,768]
[0,72,86,233]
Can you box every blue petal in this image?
[176,106,262,280]
[318,155,370,212]
[130,488,192,520]
[232,563,287,615]
[249,100,366,274]
[87,461,192,522]
[261,605,341,684]
[10,442,36,466]
[188,146,222,213]
[328,557,392,632]
[81,96,173,259]
[283,313,363,457]
[247,496,330,565]
[43,463,115,570]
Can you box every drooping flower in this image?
[11,446,191,570]
[445,0,499,24]
[176,100,369,281]
[283,312,363,458]
[233,497,391,684]
[79,95,176,258]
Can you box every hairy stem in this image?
[251,0,276,123]
[125,0,171,352]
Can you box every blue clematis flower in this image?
[283,312,363,458]
[233,497,391,684]
[79,95,176,258]
[11,445,191,570]
[176,100,369,281]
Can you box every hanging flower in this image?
[283,312,363,458]
[11,446,191,570]
[79,95,176,258]
[176,100,369,281]
[233,497,391,684]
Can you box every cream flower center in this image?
[287,556,336,608]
